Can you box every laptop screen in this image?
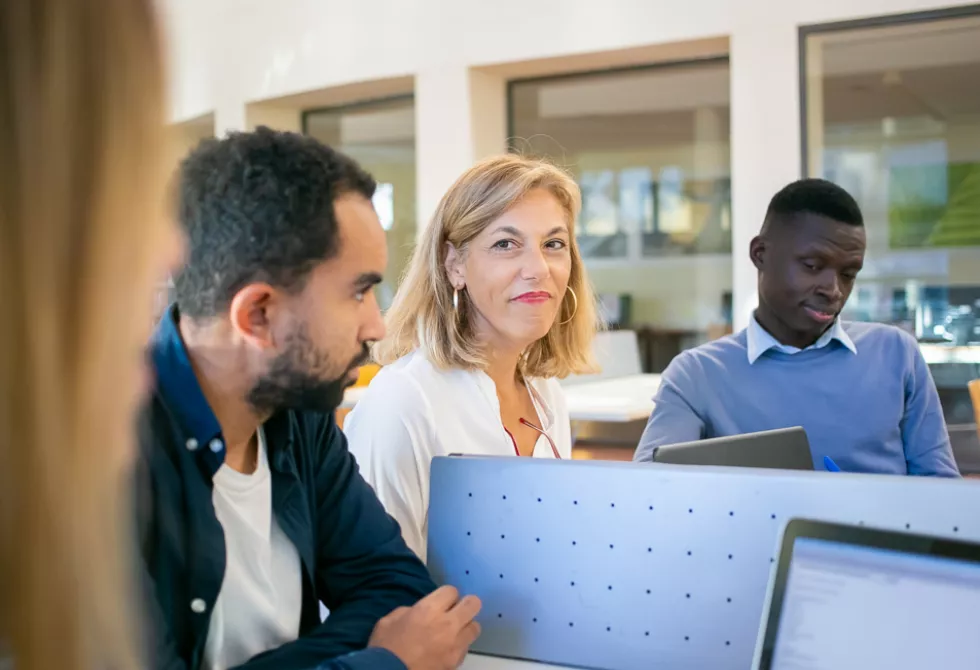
[770,536,980,669]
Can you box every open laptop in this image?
[652,426,814,470]
[753,519,980,670]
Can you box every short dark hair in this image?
[173,126,376,319]
[762,178,863,232]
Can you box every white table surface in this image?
[561,373,660,422]
[340,373,661,423]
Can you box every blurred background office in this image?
[156,0,980,470]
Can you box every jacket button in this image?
[209,438,224,453]
[185,438,199,451]
[190,598,207,614]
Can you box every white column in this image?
[694,107,726,177]
[213,99,247,138]
[246,105,303,133]
[211,52,247,137]
[729,11,803,330]
[167,115,215,168]
[415,66,507,232]
[469,70,508,159]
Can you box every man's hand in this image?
[368,585,482,670]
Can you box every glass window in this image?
[305,96,415,310]
[509,61,733,354]
[803,12,980,347]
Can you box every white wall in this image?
[158,0,980,331]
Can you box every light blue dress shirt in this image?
[746,314,857,365]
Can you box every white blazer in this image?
[344,350,572,560]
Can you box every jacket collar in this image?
[151,305,297,475]
[151,305,222,449]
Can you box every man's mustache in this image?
[347,345,371,372]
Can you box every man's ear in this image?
[444,242,465,289]
[228,284,278,348]
[749,236,766,272]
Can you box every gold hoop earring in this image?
[452,288,460,313]
[558,286,578,325]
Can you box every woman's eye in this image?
[546,239,568,250]
[492,239,515,250]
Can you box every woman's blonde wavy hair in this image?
[375,154,601,378]
[0,1,170,668]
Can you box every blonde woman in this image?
[345,155,600,560]
[0,1,177,669]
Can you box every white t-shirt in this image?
[344,350,572,561]
[203,427,302,670]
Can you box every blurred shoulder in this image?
[346,350,467,431]
[842,321,919,351]
[348,352,429,417]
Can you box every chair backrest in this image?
[355,363,381,387]
[968,379,980,428]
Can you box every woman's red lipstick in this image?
[512,291,551,304]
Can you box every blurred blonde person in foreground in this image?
[346,155,600,560]
[0,1,177,668]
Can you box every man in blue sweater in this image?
[634,178,959,477]
[137,127,481,670]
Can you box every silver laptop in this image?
[753,519,980,670]
[652,426,814,470]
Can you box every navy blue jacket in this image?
[136,307,436,669]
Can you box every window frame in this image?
[300,93,416,135]
[797,6,980,342]
[797,4,980,178]
[505,56,733,268]
[301,94,417,312]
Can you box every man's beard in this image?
[246,324,369,417]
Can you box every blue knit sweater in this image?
[634,321,959,476]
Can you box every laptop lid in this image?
[652,426,814,470]
[754,519,980,670]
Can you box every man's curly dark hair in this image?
[173,125,376,319]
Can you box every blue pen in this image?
[823,456,841,472]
